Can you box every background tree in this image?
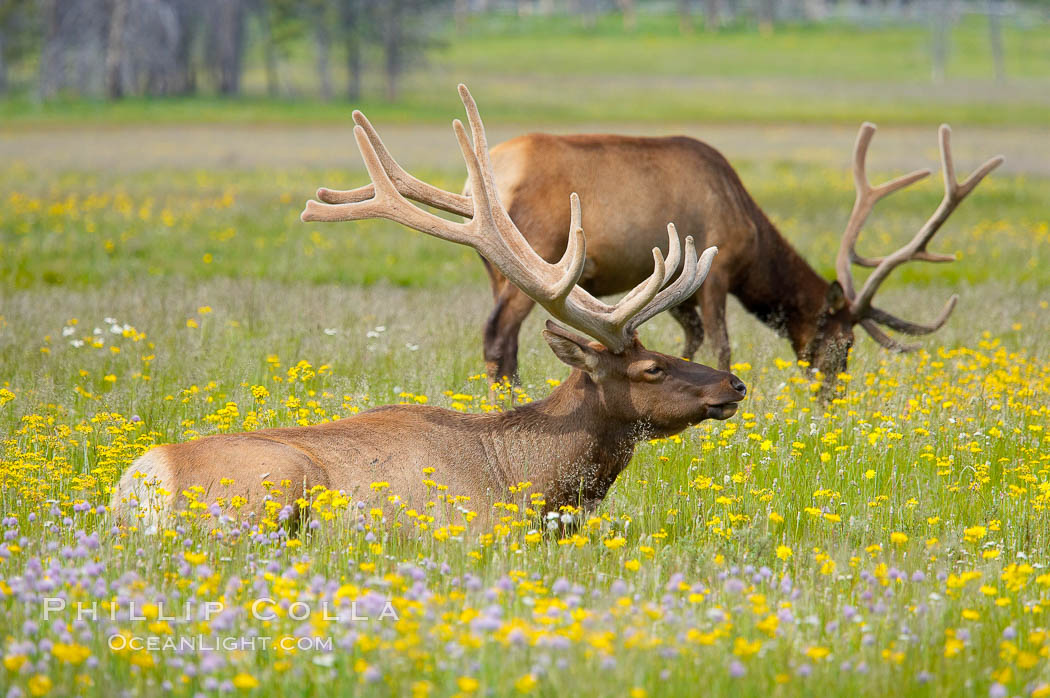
[337,0,367,100]
[678,0,693,34]
[570,0,598,29]
[0,0,37,94]
[104,0,191,98]
[170,0,204,95]
[988,0,1005,81]
[758,0,776,33]
[375,0,444,102]
[11,0,1045,103]
[930,0,952,82]
[37,0,109,98]
[303,0,336,101]
[104,0,129,98]
[704,0,720,30]
[125,0,181,95]
[253,0,303,97]
[618,0,637,32]
[206,0,246,95]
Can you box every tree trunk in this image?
[172,0,198,95]
[384,45,400,102]
[315,19,332,101]
[723,0,738,23]
[758,0,775,34]
[987,0,1005,82]
[105,0,130,99]
[383,6,402,102]
[213,0,244,95]
[0,31,7,95]
[338,0,362,100]
[678,0,693,35]
[704,0,719,30]
[930,0,950,82]
[346,36,361,100]
[260,8,279,97]
[619,0,636,32]
[567,0,596,29]
[37,0,62,98]
[802,0,823,21]
[454,0,469,34]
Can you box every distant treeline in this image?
[0,0,451,100]
[0,0,1038,100]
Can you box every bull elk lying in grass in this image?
[320,115,1002,392]
[113,85,746,529]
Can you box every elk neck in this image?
[484,369,641,511]
[734,208,831,358]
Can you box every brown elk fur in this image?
[480,128,999,386]
[481,134,848,381]
[113,323,745,529]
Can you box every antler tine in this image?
[315,184,375,205]
[617,224,681,308]
[865,294,958,336]
[315,111,475,218]
[836,122,931,298]
[451,91,594,307]
[658,223,682,278]
[941,125,1004,201]
[658,224,683,281]
[625,239,718,335]
[456,83,524,240]
[301,125,474,249]
[608,248,668,326]
[451,117,580,303]
[859,319,920,353]
[849,124,1004,320]
[548,194,587,303]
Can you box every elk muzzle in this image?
[703,373,746,420]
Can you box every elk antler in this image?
[312,110,475,219]
[301,84,716,353]
[835,122,1004,351]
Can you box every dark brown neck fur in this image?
[489,370,641,511]
[733,207,830,358]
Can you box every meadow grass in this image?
[2,14,1048,128]
[0,156,1049,697]
[2,158,1046,290]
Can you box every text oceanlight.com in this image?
[108,635,334,652]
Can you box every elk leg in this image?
[669,302,704,359]
[698,277,731,371]
[483,281,536,385]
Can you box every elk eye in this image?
[644,365,663,376]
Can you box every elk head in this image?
[799,278,855,382]
[542,321,746,436]
[805,123,1003,386]
[301,84,746,425]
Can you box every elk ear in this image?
[825,281,848,314]
[542,321,603,373]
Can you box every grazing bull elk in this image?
[321,120,1002,389]
[113,85,746,528]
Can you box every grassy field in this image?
[1,129,1049,697]
[2,14,1049,127]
